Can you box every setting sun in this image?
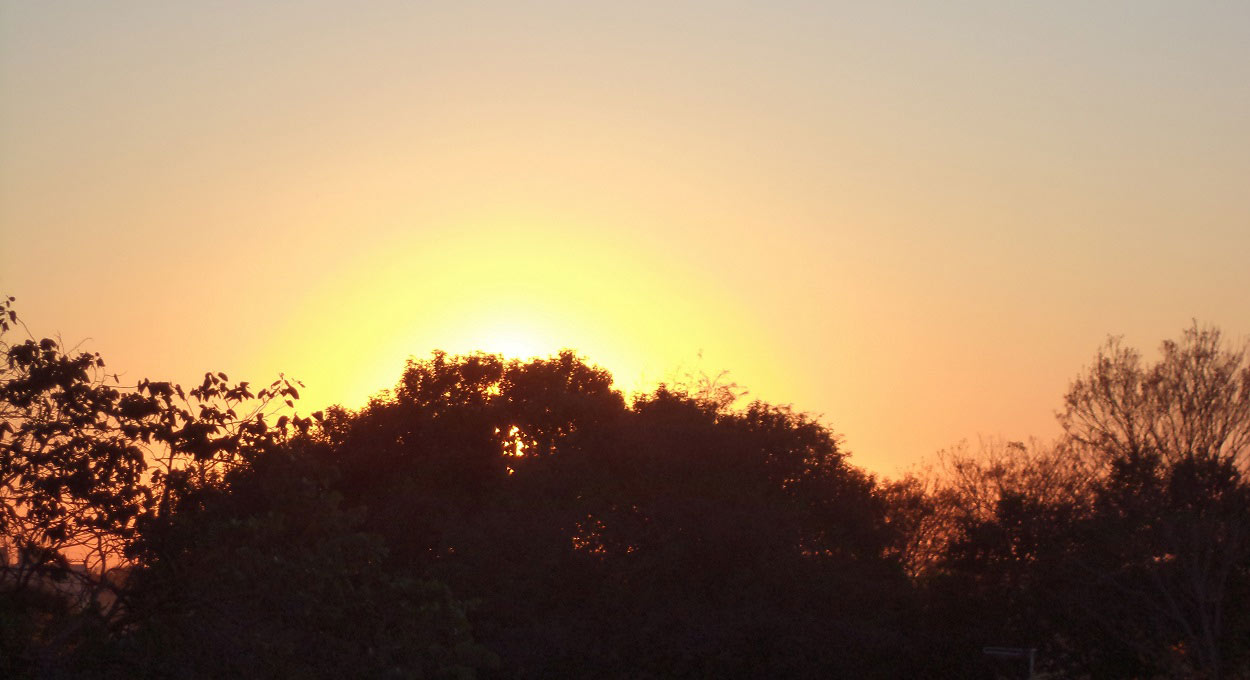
[466,320,548,361]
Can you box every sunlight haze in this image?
[3,1,1248,474]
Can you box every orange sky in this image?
[2,1,1248,475]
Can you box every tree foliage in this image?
[0,298,488,679]
[924,326,1250,678]
[5,294,1249,678]
[315,350,914,678]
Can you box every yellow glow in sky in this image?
[260,218,769,410]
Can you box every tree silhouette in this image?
[922,326,1250,678]
[316,350,917,678]
[1058,325,1250,678]
[115,440,496,679]
[7,293,1249,679]
[0,298,489,678]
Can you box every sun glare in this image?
[474,322,548,360]
[254,217,767,415]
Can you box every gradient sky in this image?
[2,1,1248,475]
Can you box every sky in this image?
[2,1,1248,475]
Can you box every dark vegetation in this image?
[2,294,1248,678]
